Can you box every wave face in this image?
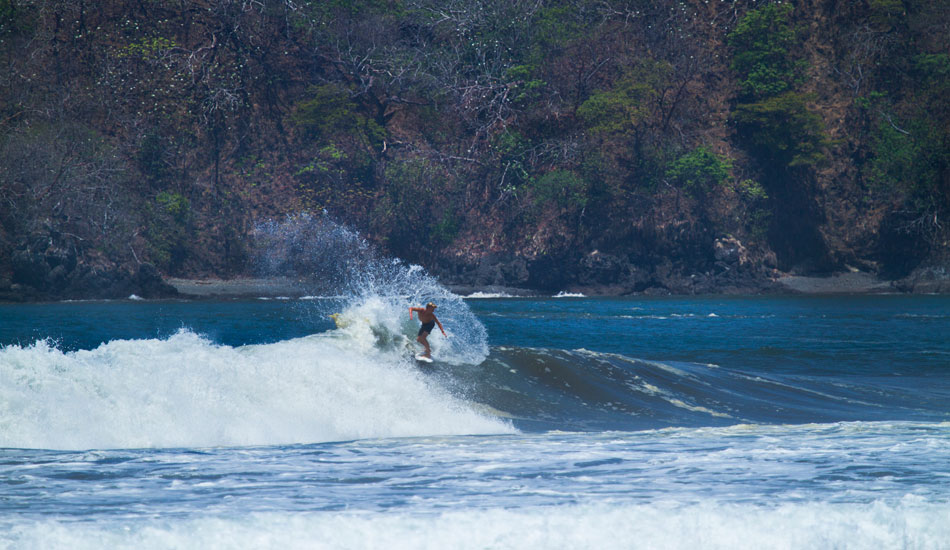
[0,330,512,450]
[4,328,948,450]
[434,347,950,432]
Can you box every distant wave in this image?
[554,291,586,298]
[464,291,515,299]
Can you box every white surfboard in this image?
[414,354,433,363]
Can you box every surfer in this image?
[409,302,446,359]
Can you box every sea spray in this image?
[0,330,512,450]
[252,213,488,364]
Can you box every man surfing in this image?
[409,302,446,359]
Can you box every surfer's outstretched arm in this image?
[435,316,446,336]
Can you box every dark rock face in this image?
[1,234,178,301]
[437,236,781,296]
[472,254,529,288]
[134,263,180,298]
[896,265,950,294]
[713,236,746,265]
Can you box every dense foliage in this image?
[1,0,948,296]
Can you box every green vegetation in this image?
[1,0,948,295]
[147,192,191,273]
[728,3,828,170]
[854,1,950,245]
[728,3,803,102]
[733,92,829,168]
[117,36,177,60]
[291,85,385,147]
[863,102,949,230]
[578,62,670,136]
[665,147,733,196]
[732,179,769,202]
[530,170,588,210]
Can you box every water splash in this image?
[252,213,488,365]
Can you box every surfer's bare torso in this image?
[409,303,445,358]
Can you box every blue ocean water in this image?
[1,291,949,549]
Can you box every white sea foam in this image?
[465,291,514,299]
[253,214,489,365]
[0,329,512,450]
[3,500,948,550]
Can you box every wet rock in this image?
[474,254,529,287]
[12,249,51,289]
[578,251,626,285]
[134,263,179,298]
[895,265,950,293]
[527,255,570,291]
[46,264,68,289]
[713,236,747,265]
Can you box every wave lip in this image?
[0,330,512,451]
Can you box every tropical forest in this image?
[1,0,948,299]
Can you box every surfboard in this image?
[414,354,433,363]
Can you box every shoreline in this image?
[165,277,313,299]
[3,271,948,304]
[164,272,928,299]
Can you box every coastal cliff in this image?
[1,0,948,299]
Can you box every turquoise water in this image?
[1,294,949,548]
[7,295,948,375]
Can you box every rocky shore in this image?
[142,268,950,300]
[4,266,950,302]
[2,243,947,302]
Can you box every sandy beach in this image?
[166,277,312,298]
[165,271,910,299]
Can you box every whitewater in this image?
[2,217,950,549]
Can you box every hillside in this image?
[1,0,948,300]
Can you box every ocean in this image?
[1,289,949,549]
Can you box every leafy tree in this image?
[292,84,385,147]
[371,158,459,255]
[146,191,192,273]
[733,91,829,168]
[665,147,733,197]
[530,169,588,210]
[729,4,827,169]
[578,60,671,147]
[862,102,949,240]
[530,3,590,65]
[578,76,657,136]
[576,59,672,199]
[727,2,804,102]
